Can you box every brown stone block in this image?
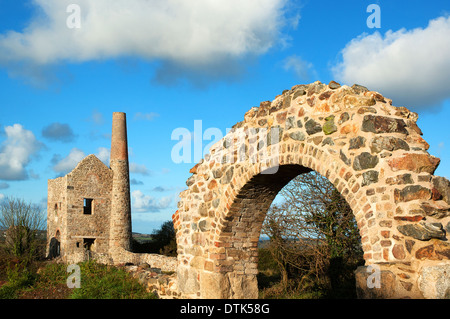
[394,185,431,203]
[381,240,392,247]
[209,253,226,260]
[363,253,372,261]
[276,111,287,124]
[415,241,450,260]
[340,123,359,135]
[204,261,214,271]
[392,244,406,260]
[352,183,360,193]
[388,153,440,174]
[190,163,200,174]
[393,215,424,222]
[400,281,413,291]
[383,248,389,260]
[355,266,396,299]
[214,241,232,248]
[381,231,390,238]
[361,115,408,134]
[420,201,450,219]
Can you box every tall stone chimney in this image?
[109,112,132,258]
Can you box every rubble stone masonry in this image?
[47,112,175,280]
[174,81,450,299]
[47,85,449,299]
[47,154,113,261]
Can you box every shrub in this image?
[0,261,37,299]
[69,261,157,299]
[0,260,158,299]
[0,197,46,261]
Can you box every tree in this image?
[131,220,177,256]
[0,197,46,260]
[152,220,177,256]
[265,218,289,289]
[261,171,364,296]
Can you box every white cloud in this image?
[52,147,85,174]
[282,55,316,81]
[333,16,450,110]
[152,186,174,192]
[87,110,104,125]
[131,190,173,213]
[42,122,76,142]
[0,124,44,180]
[130,178,144,186]
[129,163,151,176]
[134,112,159,121]
[0,0,297,85]
[52,147,110,174]
[96,147,110,165]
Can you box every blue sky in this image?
[0,0,449,234]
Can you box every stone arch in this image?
[174,81,450,299]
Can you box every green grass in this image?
[0,262,37,299]
[69,261,156,299]
[0,260,157,299]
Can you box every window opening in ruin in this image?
[83,238,95,251]
[83,198,93,215]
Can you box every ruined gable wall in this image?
[64,154,113,257]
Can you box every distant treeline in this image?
[131,221,176,257]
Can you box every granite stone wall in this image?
[174,81,450,299]
[47,112,176,299]
[47,154,113,260]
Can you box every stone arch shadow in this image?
[173,81,450,299]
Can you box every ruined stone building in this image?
[46,112,176,272]
[46,82,449,299]
[47,112,131,264]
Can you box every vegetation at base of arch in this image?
[259,171,364,299]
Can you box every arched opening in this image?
[47,230,61,259]
[257,169,364,298]
[212,164,364,298]
[175,81,449,299]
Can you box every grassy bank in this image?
[0,259,157,299]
